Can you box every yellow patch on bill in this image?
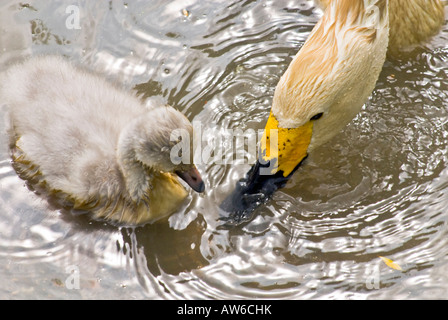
[260,111,313,177]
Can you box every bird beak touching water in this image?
[220,111,314,223]
[176,166,205,193]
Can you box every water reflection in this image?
[0,0,447,299]
[120,215,209,277]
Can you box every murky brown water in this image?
[0,0,447,299]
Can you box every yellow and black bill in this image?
[220,112,314,224]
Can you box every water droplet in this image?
[235,65,245,73]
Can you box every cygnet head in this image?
[118,105,204,195]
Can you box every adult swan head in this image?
[221,0,390,222]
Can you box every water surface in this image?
[0,0,447,299]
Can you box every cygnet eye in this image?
[310,112,323,121]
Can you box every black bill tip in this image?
[219,158,305,225]
[176,166,205,193]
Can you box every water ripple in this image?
[0,0,447,299]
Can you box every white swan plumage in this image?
[316,0,446,57]
[223,0,445,220]
[0,56,204,225]
[260,0,445,176]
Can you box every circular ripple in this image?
[1,0,447,299]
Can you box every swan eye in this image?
[310,113,323,121]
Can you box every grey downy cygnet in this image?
[0,56,204,225]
